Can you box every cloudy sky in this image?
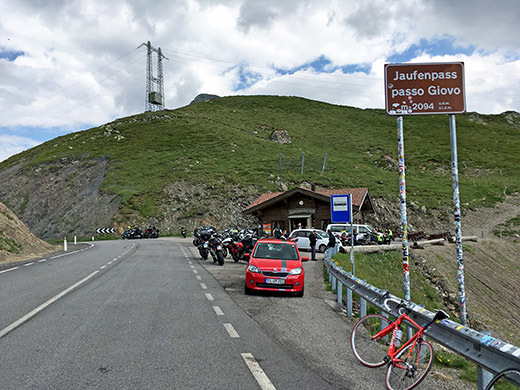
[1,0,519,162]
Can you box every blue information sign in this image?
[330,194,351,223]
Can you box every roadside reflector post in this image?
[64,237,67,252]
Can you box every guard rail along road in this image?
[323,246,520,390]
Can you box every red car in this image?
[245,239,309,297]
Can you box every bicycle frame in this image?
[371,312,425,366]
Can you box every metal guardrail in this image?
[323,247,520,389]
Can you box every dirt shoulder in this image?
[0,202,59,266]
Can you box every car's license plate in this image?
[265,278,285,285]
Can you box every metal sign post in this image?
[330,194,355,275]
[397,116,411,301]
[385,62,467,324]
[450,114,467,326]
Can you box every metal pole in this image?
[350,195,355,276]
[360,296,367,318]
[321,152,327,174]
[346,287,353,318]
[279,153,282,175]
[397,116,411,301]
[450,114,468,326]
[301,152,304,175]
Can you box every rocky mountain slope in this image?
[0,202,57,264]
[0,95,518,242]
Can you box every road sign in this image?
[330,194,351,223]
[385,62,465,115]
[96,228,115,234]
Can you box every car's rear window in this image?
[253,243,299,260]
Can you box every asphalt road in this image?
[0,238,336,389]
[1,237,466,390]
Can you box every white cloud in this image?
[0,135,41,163]
[0,0,519,161]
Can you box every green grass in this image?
[329,250,481,384]
[332,250,446,310]
[2,95,519,221]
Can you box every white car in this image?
[326,223,373,240]
[288,229,329,253]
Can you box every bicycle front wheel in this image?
[485,368,520,390]
[350,314,390,368]
[385,339,433,390]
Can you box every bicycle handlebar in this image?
[381,293,450,329]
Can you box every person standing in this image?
[273,226,282,239]
[309,230,318,261]
[326,229,336,255]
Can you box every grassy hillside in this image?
[1,95,519,221]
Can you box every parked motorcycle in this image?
[196,228,213,260]
[208,233,225,266]
[143,226,159,239]
[121,226,143,239]
[233,230,257,263]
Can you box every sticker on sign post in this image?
[385,62,466,115]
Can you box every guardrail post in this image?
[346,287,353,318]
[381,311,389,343]
[477,331,494,390]
[332,275,337,292]
[360,297,366,318]
[337,280,342,305]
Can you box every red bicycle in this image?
[350,298,449,390]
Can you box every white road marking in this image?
[100,265,107,269]
[205,293,214,301]
[241,353,277,390]
[200,283,207,290]
[190,265,195,269]
[213,306,224,316]
[0,270,100,339]
[223,323,240,338]
[0,267,19,274]
[24,262,34,267]
[193,270,198,274]
[196,275,202,280]
[38,259,47,263]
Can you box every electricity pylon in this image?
[137,41,168,112]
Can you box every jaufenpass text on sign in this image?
[384,62,466,115]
